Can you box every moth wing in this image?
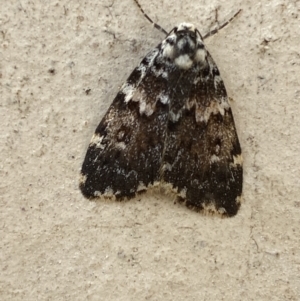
[162,53,243,217]
[80,48,169,199]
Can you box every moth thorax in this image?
[176,31,196,56]
[162,24,206,70]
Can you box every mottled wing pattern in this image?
[80,48,170,199]
[162,52,242,217]
[80,22,243,216]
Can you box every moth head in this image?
[162,22,206,70]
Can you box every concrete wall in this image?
[1,0,299,299]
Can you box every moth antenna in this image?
[134,0,168,35]
[203,9,242,40]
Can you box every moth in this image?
[80,2,243,217]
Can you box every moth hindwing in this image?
[80,21,243,217]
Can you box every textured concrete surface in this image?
[1,0,299,300]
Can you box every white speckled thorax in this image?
[162,22,206,70]
[177,22,196,32]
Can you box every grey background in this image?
[1,0,299,299]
